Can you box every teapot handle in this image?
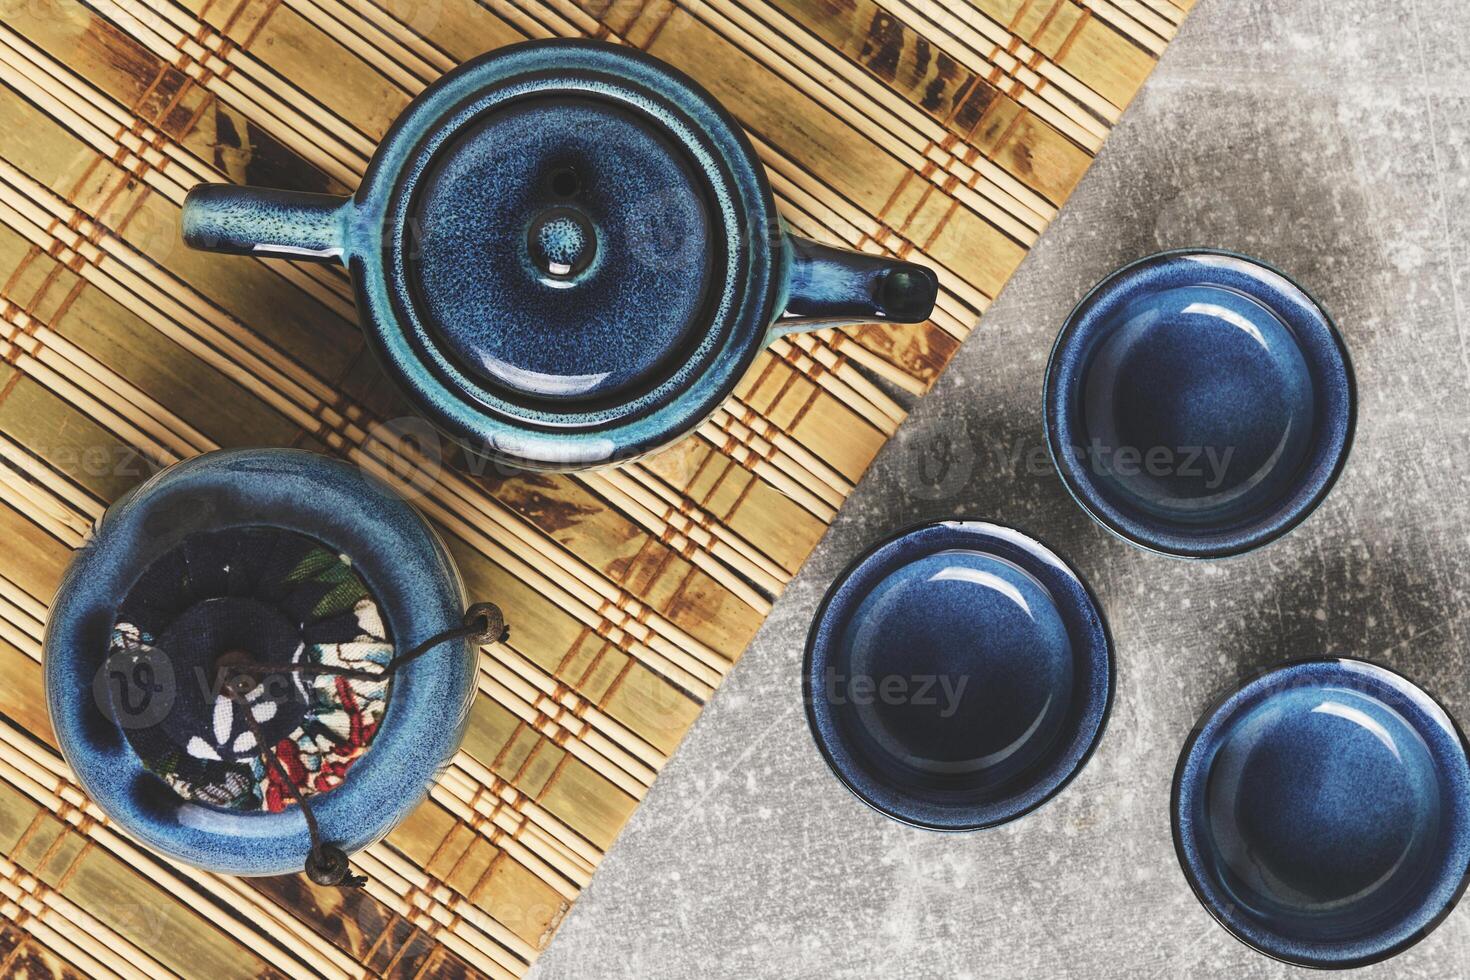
[182,184,351,263]
[771,234,938,337]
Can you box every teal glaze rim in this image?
[1043,248,1358,560]
[44,449,476,876]
[1170,657,1470,970]
[802,519,1114,832]
[349,39,780,470]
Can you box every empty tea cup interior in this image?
[1173,660,1470,967]
[805,522,1111,830]
[1047,251,1354,557]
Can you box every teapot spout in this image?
[772,234,938,336]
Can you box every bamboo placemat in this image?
[0,0,1189,975]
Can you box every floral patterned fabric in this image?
[107,527,392,812]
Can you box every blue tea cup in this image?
[804,521,1112,830]
[1045,250,1355,558]
[1172,658,1470,968]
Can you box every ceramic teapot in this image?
[182,39,939,471]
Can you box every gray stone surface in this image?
[529,1,1470,976]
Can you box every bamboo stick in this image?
[477,671,647,799]
[1085,0,1173,54]
[283,0,437,90]
[433,765,593,888]
[0,463,87,548]
[1,313,207,461]
[351,0,459,72]
[877,0,1118,134]
[430,769,598,885]
[575,471,775,612]
[484,644,670,772]
[0,437,103,528]
[0,597,45,659]
[423,781,581,900]
[479,655,657,787]
[901,0,1123,121]
[1109,0,1181,34]
[0,575,48,629]
[780,336,908,427]
[0,857,174,980]
[363,845,539,961]
[484,0,562,41]
[449,752,604,869]
[705,411,847,510]
[348,850,531,977]
[696,427,837,523]
[0,897,111,979]
[825,330,932,396]
[345,862,522,979]
[612,464,793,587]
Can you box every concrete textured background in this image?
[530,0,1470,975]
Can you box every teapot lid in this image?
[355,41,780,469]
[406,93,720,403]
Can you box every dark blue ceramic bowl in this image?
[804,521,1112,830]
[1173,659,1470,968]
[1045,250,1355,558]
[45,449,475,875]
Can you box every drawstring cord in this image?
[220,602,507,888]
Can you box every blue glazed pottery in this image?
[180,39,938,472]
[1172,659,1470,968]
[1044,249,1355,558]
[804,521,1112,831]
[44,448,477,876]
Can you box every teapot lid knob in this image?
[527,207,596,282]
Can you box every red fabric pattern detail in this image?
[264,737,307,814]
[309,677,382,794]
[263,677,386,810]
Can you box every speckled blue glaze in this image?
[181,39,938,471]
[1044,250,1355,558]
[44,449,476,876]
[804,521,1112,831]
[1172,659,1470,968]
